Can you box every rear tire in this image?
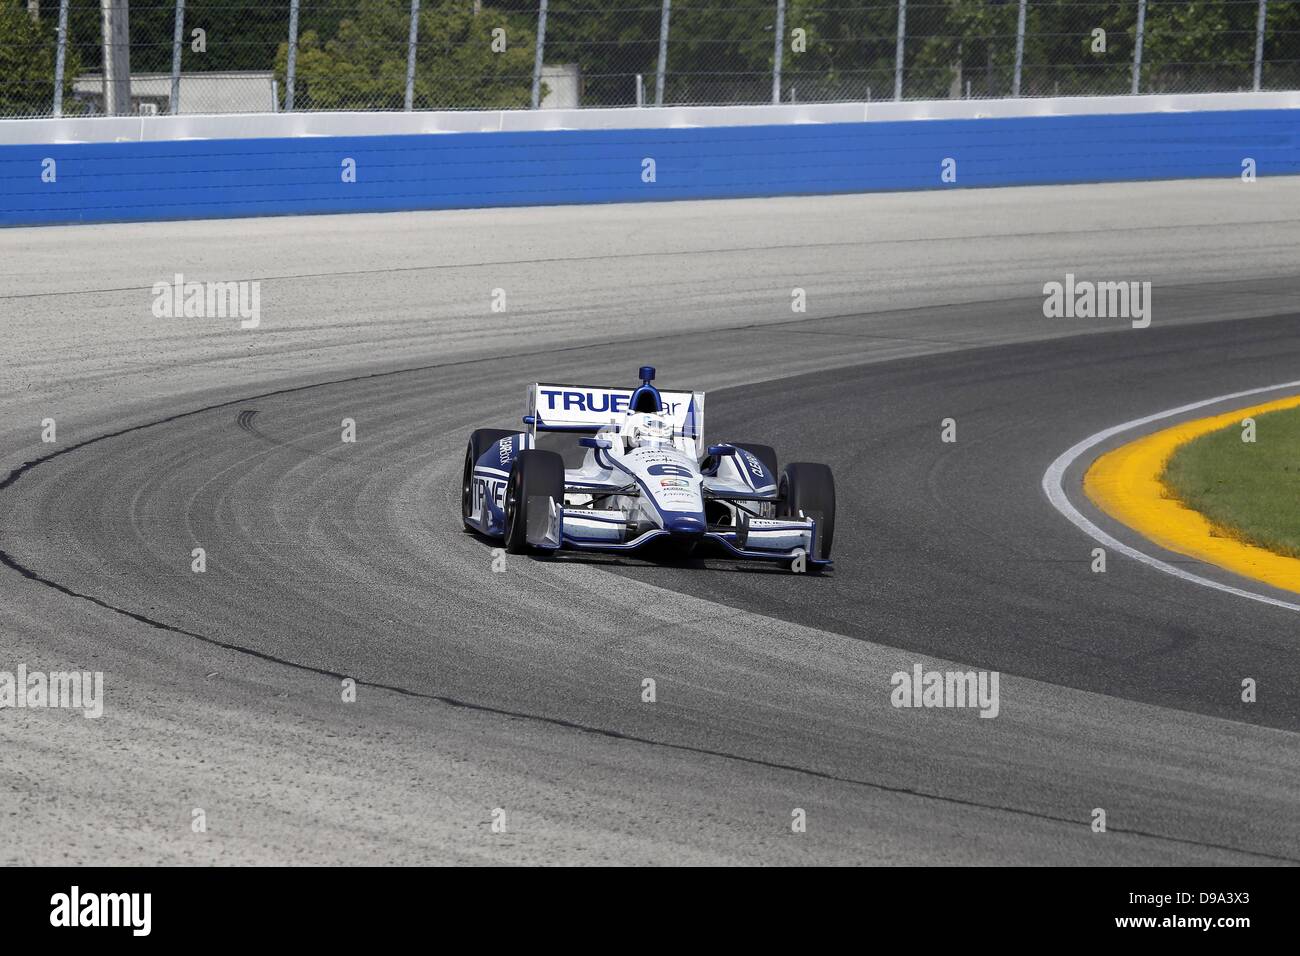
[779,462,835,563]
[462,428,516,532]
[503,450,566,554]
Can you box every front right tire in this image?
[779,462,836,562]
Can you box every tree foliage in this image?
[0,0,79,115]
[4,0,1298,115]
[275,0,536,110]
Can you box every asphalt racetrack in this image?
[2,180,1298,864]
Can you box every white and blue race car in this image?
[461,367,834,571]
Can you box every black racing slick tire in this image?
[779,462,836,562]
[462,428,515,532]
[503,449,566,554]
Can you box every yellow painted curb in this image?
[1084,394,1300,594]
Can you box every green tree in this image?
[539,0,660,105]
[903,0,1020,100]
[0,0,79,115]
[1264,0,1300,90]
[666,0,782,103]
[781,0,898,101]
[62,1,354,76]
[535,0,781,105]
[275,0,536,110]
[1019,1,1137,98]
[1141,0,1259,93]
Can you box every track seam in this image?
[5,225,1299,301]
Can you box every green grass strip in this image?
[1163,405,1300,559]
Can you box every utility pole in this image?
[286,0,300,111]
[101,0,131,116]
[1012,0,1027,97]
[771,0,785,104]
[53,0,69,116]
[405,0,421,110]
[1254,0,1269,92]
[655,0,671,106]
[894,0,907,101]
[1131,0,1146,95]
[170,0,185,114]
[531,0,548,108]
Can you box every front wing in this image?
[538,497,831,568]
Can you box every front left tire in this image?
[503,449,566,554]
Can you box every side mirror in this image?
[579,437,613,450]
[707,444,736,457]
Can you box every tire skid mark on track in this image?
[234,406,354,464]
[3,187,1298,863]
[1,532,1295,864]
[2,358,1298,865]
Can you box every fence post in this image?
[285,0,300,111]
[170,0,185,114]
[531,0,548,108]
[894,0,907,101]
[1131,0,1146,95]
[655,0,671,106]
[52,0,69,116]
[405,0,421,110]
[1254,0,1268,91]
[1012,0,1027,97]
[771,0,785,104]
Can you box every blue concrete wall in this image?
[2,109,1297,226]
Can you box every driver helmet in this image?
[626,412,676,450]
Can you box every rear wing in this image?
[525,382,705,442]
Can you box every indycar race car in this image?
[460,367,834,570]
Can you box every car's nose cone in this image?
[663,513,706,537]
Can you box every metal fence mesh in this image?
[2,0,1298,118]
